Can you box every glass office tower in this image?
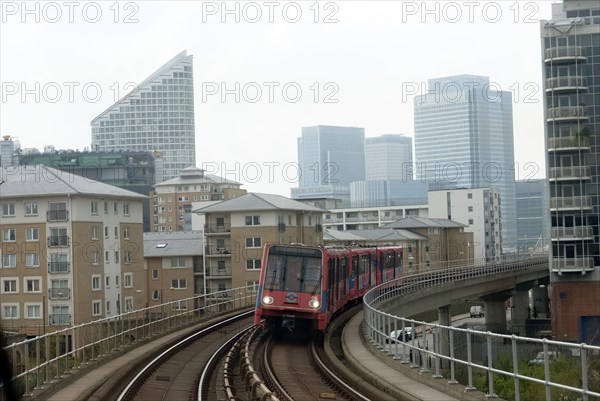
[91,50,195,181]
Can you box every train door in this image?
[370,253,377,286]
[350,255,358,293]
[328,257,336,310]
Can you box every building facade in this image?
[541,0,600,343]
[144,231,203,317]
[150,167,245,232]
[516,180,550,253]
[365,134,413,181]
[0,166,146,336]
[414,74,517,250]
[195,193,324,293]
[428,188,502,262]
[91,50,195,181]
[322,204,428,231]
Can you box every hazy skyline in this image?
[1,1,554,195]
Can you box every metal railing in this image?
[363,257,600,401]
[1,286,258,398]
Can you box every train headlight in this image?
[308,298,320,309]
[262,296,274,305]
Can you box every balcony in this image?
[547,136,591,152]
[49,314,71,325]
[204,224,231,235]
[205,245,232,257]
[47,210,68,222]
[546,106,589,122]
[544,46,586,64]
[48,262,70,273]
[48,288,71,300]
[552,257,595,274]
[550,196,593,211]
[47,236,69,247]
[548,166,591,182]
[545,76,587,93]
[206,266,233,277]
[551,226,594,241]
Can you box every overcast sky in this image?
[1,1,555,195]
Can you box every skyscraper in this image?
[414,74,517,251]
[365,134,413,181]
[297,125,365,187]
[91,50,195,181]
[541,0,600,344]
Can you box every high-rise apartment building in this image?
[0,166,146,336]
[541,0,600,343]
[91,50,195,181]
[365,134,413,181]
[414,74,517,250]
[515,180,550,253]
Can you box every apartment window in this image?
[26,227,39,241]
[113,227,118,239]
[468,206,473,212]
[25,277,41,293]
[124,297,133,312]
[113,202,118,213]
[104,226,109,239]
[123,203,130,215]
[216,217,225,227]
[1,278,19,295]
[106,301,111,314]
[91,251,99,265]
[2,304,18,319]
[2,203,15,217]
[92,300,101,316]
[245,215,260,226]
[171,278,186,289]
[177,196,189,202]
[152,290,161,301]
[25,303,42,319]
[170,257,186,268]
[105,275,110,288]
[48,202,67,221]
[25,253,40,267]
[91,226,99,240]
[105,251,110,264]
[123,226,130,239]
[114,251,119,263]
[104,202,108,214]
[467,193,473,199]
[48,227,68,246]
[2,254,16,268]
[92,275,101,291]
[124,273,132,288]
[115,275,119,287]
[91,201,98,214]
[246,281,259,292]
[468,219,474,225]
[172,300,187,310]
[124,250,131,264]
[25,202,38,216]
[245,237,261,248]
[3,229,16,242]
[152,269,159,280]
[246,259,261,270]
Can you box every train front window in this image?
[265,245,323,293]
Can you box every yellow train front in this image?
[254,243,403,333]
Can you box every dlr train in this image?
[254,243,403,332]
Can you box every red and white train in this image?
[254,243,403,332]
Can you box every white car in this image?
[388,327,415,343]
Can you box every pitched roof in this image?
[324,228,427,242]
[154,166,241,186]
[382,216,466,229]
[143,231,203,257]
[193,193,325,213]
[0,165,147,199]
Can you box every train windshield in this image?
[264,246,323,293]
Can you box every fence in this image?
[0,286,257,400]
[363,258,600,401]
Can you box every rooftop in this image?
[194,192,325,213]
[0,165,147,199]
[382,216,467,229]
[143,231,203,257]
